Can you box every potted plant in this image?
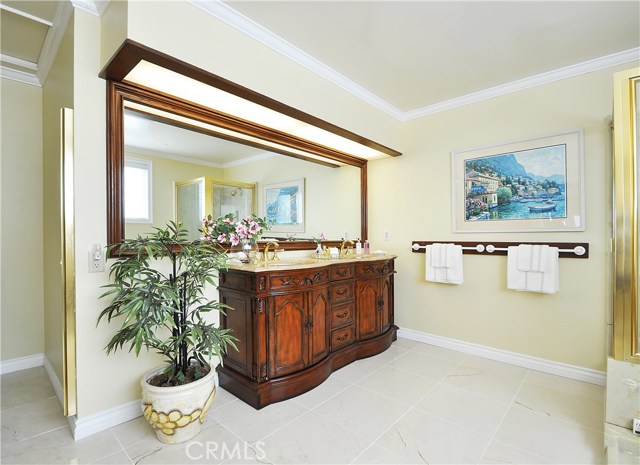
[98,221,237,443]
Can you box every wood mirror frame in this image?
[101,40,401,255]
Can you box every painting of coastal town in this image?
[464,144,567,222]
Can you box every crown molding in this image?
[0,66,41,87]
[187,0,405,120]
[71,0,110,17]
[187,1,640,122]
[36,1,73,86]
[402,47,640,121]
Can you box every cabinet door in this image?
[308,287,329,365]
[268,293,306,378]
[379,275,393,335]
[356,278,379,340]
[220,290,254,379]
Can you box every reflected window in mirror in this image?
[124,158,152,224]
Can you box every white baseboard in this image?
[43,355,65,407]
[71,399,142,441]
[396,328,606,386]
[0,353,44,374]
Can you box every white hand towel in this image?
[430,243,446,267]
[425,244,463,284]
[517,244,549,272]
[507,246,527,290]
[444,244,464,284]
[540,247,559,294]
[508,245,559,293]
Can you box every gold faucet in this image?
[263,241,280,261]
[339,239,354,258]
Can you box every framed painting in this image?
[451,130,584,232]
[262,178,305,233]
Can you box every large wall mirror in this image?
[101,41,400,254]
[122,105,361,243]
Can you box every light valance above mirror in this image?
[100,40,401,252]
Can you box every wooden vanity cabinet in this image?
[217,257,396,409]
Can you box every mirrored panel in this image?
[123,109,361,243]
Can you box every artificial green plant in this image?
[98,221,237,385]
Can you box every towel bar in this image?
[411,241,589,258]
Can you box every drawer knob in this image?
[336,288,348,295]
[336,333,350,341]
[336,310,348,319]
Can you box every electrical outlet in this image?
[88,244,105,273]
[384,230,391,241]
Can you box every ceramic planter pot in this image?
[140,365,216,444]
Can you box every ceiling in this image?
[2,0,639,157]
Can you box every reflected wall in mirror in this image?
[122,107,361,244]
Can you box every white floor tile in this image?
[515,380,605,431]
[386,351,458,380]
[495,405,604,464]
[0,367,57,411]
[260,411,370,464]
[1,396,67,444]
[351,443,413,464]
[125,421,247,465]
[314,385,410,441]
[443,363,525,403]
[376,408,492,464]
[0,427,122,465]
[415,382,510,436]
[412,344,469,363]
[210,396,308,443]
[291,374,352,409]
[480,440,553,464]
[356,365,437,406]
[0,340,609,465]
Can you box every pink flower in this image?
[230,234,240,246]
[236,224,249,238]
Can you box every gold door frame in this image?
[61,108,77,414]
[612,67,640,364]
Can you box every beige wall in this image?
[42,13,74,385]
[64,0,635,419]
[0,79,45,361]
[369,64,636,371]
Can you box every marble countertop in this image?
[224,253,397,272]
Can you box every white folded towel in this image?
[426,243,464,285]
[508,245,559,294]
[517,244,549,272]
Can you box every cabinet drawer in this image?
[329,281,354,302]
[268,269,329,291]
[356,260,394,277]
[330,302,354,329]
[330,325,355,351]
[331,264,355,281]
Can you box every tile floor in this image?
[1,338,605,464]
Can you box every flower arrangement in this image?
[202,213,269,246]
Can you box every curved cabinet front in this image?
[218,257,397,409]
